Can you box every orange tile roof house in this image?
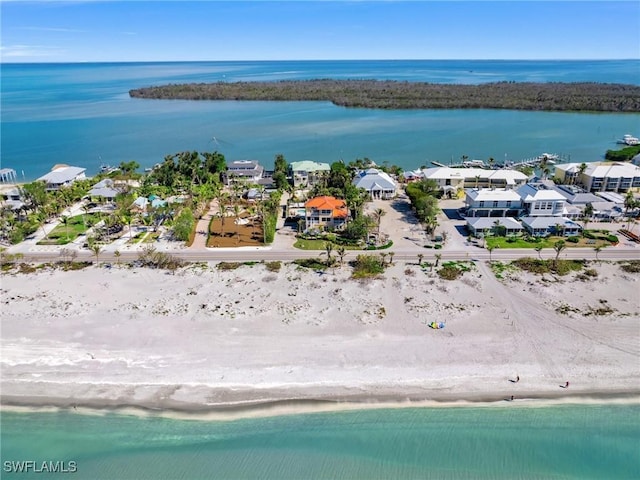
[304,196,349,231]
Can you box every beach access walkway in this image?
[189,200,217,250]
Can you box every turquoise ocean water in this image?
[1,60,639,180]
[1,404,639,479]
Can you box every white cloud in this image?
[17,26,87,33]
[0,44,66,59]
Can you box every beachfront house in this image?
[554,162,640,193]
[464,188,522,217]
[36,164,86,191]
[520,216,581,237]
[352,168,397,200]
[224,160,264,185]
[516,183,566,217]
[304,195,349,231]
[466,217,524,237]
[289,161,331,188]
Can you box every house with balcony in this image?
[409,167,528,196]
[464,188,522,218]
[516,183,566,217]
[554,162,640,193]
[224,160,264,185]
[304,196,349,231]
[289,161,330,188]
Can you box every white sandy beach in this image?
[1,260,639,413]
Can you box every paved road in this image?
[7,245,638,265]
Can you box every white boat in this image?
[620,134,640,146]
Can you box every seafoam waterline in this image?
[2,403,639,479]
[2,60,639,180]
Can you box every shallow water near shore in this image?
[2,404,639,479]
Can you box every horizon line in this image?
[2,58,640,65]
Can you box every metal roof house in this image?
[352,168,397,200]
[224,160,264,185]
[37,165,86,191]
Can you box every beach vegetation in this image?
[619,260,640,273]
[292,258,327,270]
[137,245,184,271]
[489,260,519,280]
[350,254,386,279]
[216,262,241,270]
[512,257,585,276]
[265,261,282,272]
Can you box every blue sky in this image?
[1,1,639,62]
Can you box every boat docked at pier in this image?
[618,134,639,146]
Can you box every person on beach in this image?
[516,376,520,383]
[510,395,515,401]
[565,381,570,388]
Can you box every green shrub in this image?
[607,235,619,243]
[434,243,442,249]
[567,236,580,243]
[583,231,596,239]
[217,262,241,270]
[293,258,326,270]
[351,254,385,279]
[437,264,462,280]
[265,261,282,272]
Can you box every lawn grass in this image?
[485,235,612,249]
[37,214,94,245]
[293,238,360,250]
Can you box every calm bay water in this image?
[1,404,639,479]
[1,60,639,180]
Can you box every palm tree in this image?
[114,249,121,266]
[60,215,71,242]
[492,219,503,237]
[372,207,386,236]
[553,240,566,267]
[487,245,495,262]
[336,245,346,266]
[474,175,480,189]
[593,245,603,262]
[577,162,588,186]
[534,246,543,260]
[322,241,334,267]
[122,211,133,240]
[379,252,388,266]
[91,244,102,265]
[580,216,589,237]
[388,251,395,265]
[624,191,636,218]
[417,253,424,266]
[233,204,242,245]
[435,253,442,267]
[554,223,565,238]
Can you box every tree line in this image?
[130,80,640,112]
